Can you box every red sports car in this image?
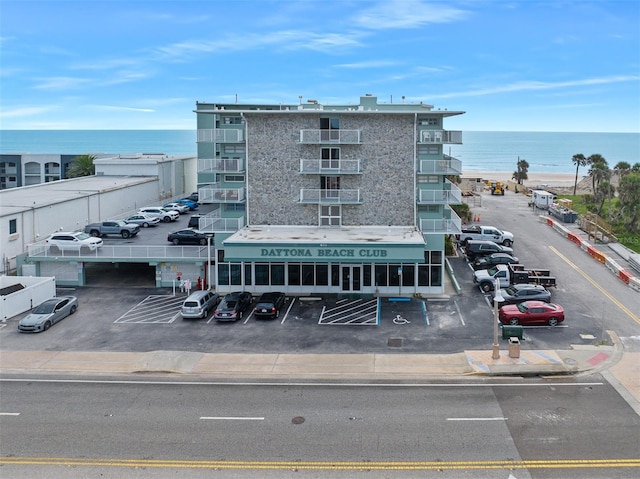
[498,300,565,326]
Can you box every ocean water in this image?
[1,130,638,175]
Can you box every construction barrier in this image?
[544,216,639,291]
[619,269,632,285]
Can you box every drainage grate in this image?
[388,338,403,347]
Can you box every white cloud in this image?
[336,60,400,69]
[429,75,640,99]
[0,106,58,119]
[90,105,155,113]
[353,0,470,30]
[33,77,92,90]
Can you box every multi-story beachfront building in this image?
[195,94,464,296]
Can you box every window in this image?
[255,264,269,285]
[320,117,340,141]
[320,205,341,226]
[9,219,17,234]
[315,265,329,285]
[288,264,301,285]
[321,148,340,169]
[271,264,285,285]
[420,117,439,126]
[225,203,245,212]
[224,145,244,154]
[223,116,243,125]
[224,175,244,182]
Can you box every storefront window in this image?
[402,264,415,286]
[375,265,387,286]
[316,264,328,285]
[431,265,442,286]
[271,264,285,285]
[363,265,371,286]
[244,264,252,285]
[255,264,269,285]
[302,264,315,286]
[288,264,301,285]
[418,265,430,286]
[230,264,242,285]
[218,264,230,285]
[388,264,400,287]
[331,265,340,286]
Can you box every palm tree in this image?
[587,154,608,193]
[67,154,96,178]
[512,157,529,185]
[571,153,587,195]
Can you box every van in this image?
[180,291,219,319]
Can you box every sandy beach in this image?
[460,170,597,195]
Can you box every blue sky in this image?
[1,0,639,132]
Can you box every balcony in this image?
[299,159,361,175]
[299,189,362,204]
[298,129,361,144]
[418,130,462,144]
[27,244,211,260]
[197,128,244,143]
[420,207,462,234]
[199,187,245,204]
[417,181,462,205]
[199,215,245,233]
[418,156,462,175]
[198,158,245,173]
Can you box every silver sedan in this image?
[18,296,78,333]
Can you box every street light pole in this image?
[206,233,214,290]
[492,278,505,359]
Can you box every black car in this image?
[472,253,519,270]
[214,292,253,321]
[464,240,514,261]
[188,215,202,228]
[253,292,286,319]
[167,229,210,245]
[493,284,551,306]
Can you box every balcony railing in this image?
[299,159,361,174]
[299,189,362,204]
[198,158,244,173]
[199,215,245,233]
[418,130,462,144]
[418,156,462,175]
[417,181,462,205]
[298,129,361,144]
[199,187,245,204]
[27,244,211,260]
[197,128,244,143]
[419,208,462,234]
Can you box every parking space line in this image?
[115,295,183,324]
[422,300,430,325]
[281,297,296,324]
[319,298,378,325]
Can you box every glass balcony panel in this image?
[418,130,462,144]
[299,129,361,144]
[299,188,362,204]
[299,159,361,174]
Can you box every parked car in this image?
[124,213,161,228]
[180,290,219,319]
[18,296,78,332]
[499,300,565,326]
[253,292,286,319]
[167,229,209,245]
[464,240,514,261]
[84,220,140,238]
[163,202,190,214]
[472,253,519,271]
[138,207,179,223]
[188,215,202,228]
[46,232,103,253]
[214,292,253,321]
[494,284,551,306]
[185,192,199,202]
[177,198,199,210]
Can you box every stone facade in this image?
[246,113,415,227]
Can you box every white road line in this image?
[200,416,264,421]
[453,299,465,326]
[281,297,296,324]
[447,417,507,421]
[0,412,21,416]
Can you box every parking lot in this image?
[4,190,639,356]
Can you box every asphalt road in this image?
[1,376,638,478]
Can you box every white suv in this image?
[46,232,103,253]
[138,207,179,223]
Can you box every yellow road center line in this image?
[549,245,640,324]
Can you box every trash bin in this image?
[508,337,521,358]
[502,324,523,340]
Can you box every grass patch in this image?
[556,194,640,254]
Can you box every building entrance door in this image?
[341,265,362,292]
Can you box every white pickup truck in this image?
[455,225,514,247]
